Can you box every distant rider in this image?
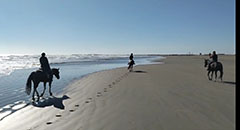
[128,53,135,70]
[210,51,218,63]
[208,51,218,70]
[129,53,133,61]
[40,52,52,79]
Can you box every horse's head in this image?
[52,68,60,79]
[204,59,209,68]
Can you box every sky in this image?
[0,0,236,55]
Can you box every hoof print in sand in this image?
[69,109,75,112]
[75,104,79,107]
[97,92,102,97]
[104,88,107,92]
[46,122,52,125]
[56,114,62,117]
[85,98,92,103]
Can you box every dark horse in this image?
[204,59,223,81]
[26,68,60,101]
[128,60,135,72]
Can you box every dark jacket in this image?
[129,54,133,60]
[40,56,51,72]
[211,54,218,62]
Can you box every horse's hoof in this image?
[50,93,53,96]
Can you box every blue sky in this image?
[0,0,235,55]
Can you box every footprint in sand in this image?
[108,84,112,88]
[46,122,52,125]
[112,82,115,85]
[75,104,79,107]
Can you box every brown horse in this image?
[204,59,223,81]
[26,68,60,101]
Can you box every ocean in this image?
[0,54,164,120]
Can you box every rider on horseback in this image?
[129,53,133,61]
[208,51,218,70]
[40,52,52,80]
[128,53,135,71]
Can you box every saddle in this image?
[37,68,52,79]
[128,60,135,65]
[208,62,218,70]
[210,62,217,68]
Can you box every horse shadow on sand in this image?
[32,95,70,110]
[222,81,236,86]
[132,70,147,73]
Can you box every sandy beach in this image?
[0,55,235,130]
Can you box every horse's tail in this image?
[26,72,34,95]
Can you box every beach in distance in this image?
[0,55,235,130]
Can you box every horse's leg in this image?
[220,70,223,82]
[35,84,40,101]
[210,71,214,80]
[32,86,35,101]
[128,64,130,70]
[40,82,46,97]
[49,81,53,96]
[207,71,211,80]
[214,70,217,82]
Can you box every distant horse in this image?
[26,68,60,101]
[204,59,223,81]
[128,60,135,72]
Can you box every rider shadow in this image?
[32,95,70,110]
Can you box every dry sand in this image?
[0,55,235,130]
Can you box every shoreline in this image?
[0,55,235,130]
[0,55,163,108]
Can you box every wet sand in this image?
[0,55,235,130]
